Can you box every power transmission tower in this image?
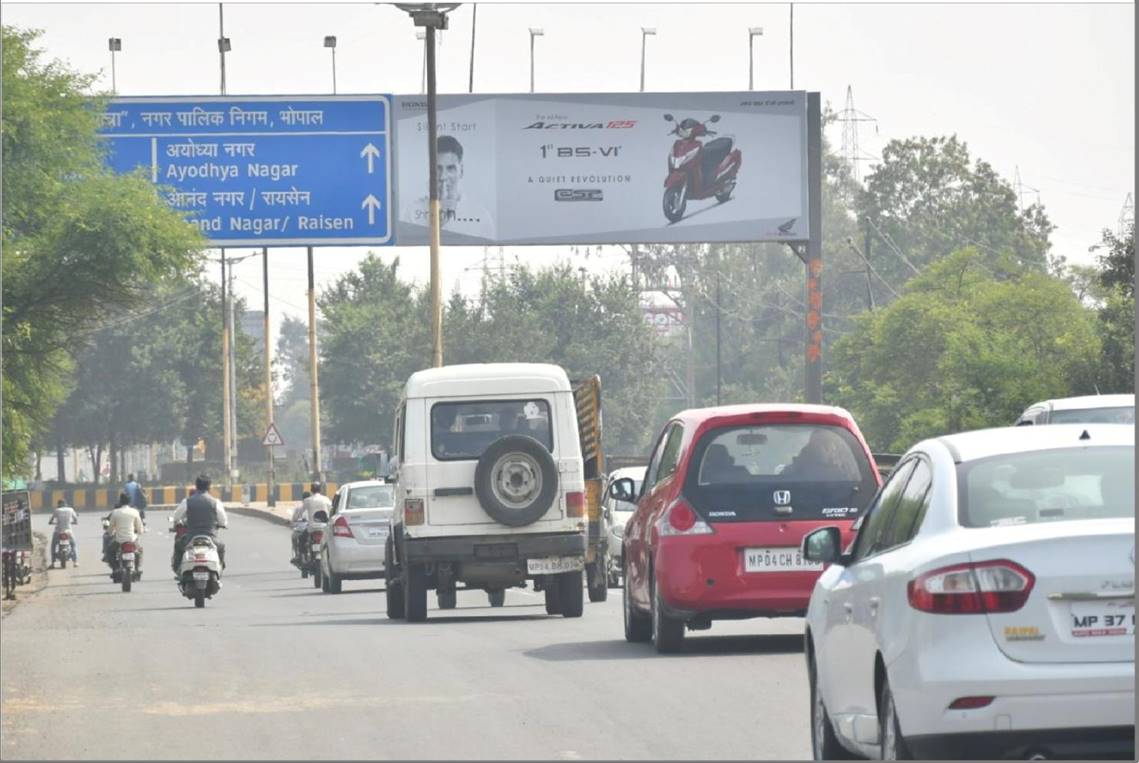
[1120,192,1134,235]
[1014,166,1040,209]
[839,85,877,189]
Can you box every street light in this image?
[107,37,121,93]
[640,27,656,92]
[748,27,763,90]
[397,3,460,369]
[323,35,337,94]
[529,28,543,93]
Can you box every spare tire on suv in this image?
[474,435,559,527]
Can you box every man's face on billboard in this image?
[437,151,463,205]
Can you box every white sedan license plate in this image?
[527,556,584,575]
[1071,601,1135,638]
[744,547,823,573]
[193,572,210,581]
[365,525,389,538]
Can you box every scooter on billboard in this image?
[662,114,742,223]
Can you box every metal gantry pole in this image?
[263,247,275,507]
[427,24,444,367]
[468,4,476,93]
[307,247,323,482]
[529,31,535,93]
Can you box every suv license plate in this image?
[527,556,584,575]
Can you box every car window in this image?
[347,485,395,509]
[654,424,685,488]
[957,445,1134,527]
[643,424,676,491]
[1048,406,1135,425]
[878,458,932,549]
[430,399,553,461]
[852,458,917,562]
[394,403,405,462]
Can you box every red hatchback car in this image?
[619,404,881,653]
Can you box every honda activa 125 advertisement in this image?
[661,113,742,223]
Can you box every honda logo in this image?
[773,490,791,506]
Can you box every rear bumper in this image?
[328,538,386,575]
[403,532,585,565]
[907,726,1135,760]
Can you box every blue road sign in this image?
[100,95,392,246]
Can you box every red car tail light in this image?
[657,498,714,537]
[405,498,424,526]
[948,696,994,710]
[908,560,1034,614]
[565,491,585,518]
[310,530,324,544]
[332,515,354,538]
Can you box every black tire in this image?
[194,592,205,608]
[437,589,457,610]
[487,589,505,607]
[312,565,322,589]
[327,572,342,594]
[473,435,558,527]
[651,573,684,654]
[879,678,912,760]
[809,650,855,760]
[404,563,428,622]
[587,559,608,602]
[122,570,131,593]
[60,558,67,570]
[301,568,308,579]
[623,565,651,643]
[544,583,562,615]
[558,570,584,617]
[715,181,736,203]
[386,578,405,619]
[321,570,330,593]
[663,183,687,222]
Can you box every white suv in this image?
[385,363,589,622]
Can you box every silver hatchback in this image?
[319,481,395,594]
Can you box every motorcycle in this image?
[291,510,328,588]
[661,113,742,223]
[111,540,141,592]
[53,531,74,569]
[176,527,224,608]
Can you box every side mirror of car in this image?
[608,478,636,503]
[802,527,843,566]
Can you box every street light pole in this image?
[468,4,476,92]
[416,29,427,94]
[529,28,543,93]
[640,28,655,92]
[262,246,275,507]
[323,36,337,94]
[748,27,763,90]
[218,4,230,95]
[108,38,121,93]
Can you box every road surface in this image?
[2,509,811,759]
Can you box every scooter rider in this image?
[296,483,331,561]
[102,493,129,564]
[172,474,228,573]
[106,493,144,572]
[49,499,79,567]
[290,491,311,563]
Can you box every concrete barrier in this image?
[28,483,339,511]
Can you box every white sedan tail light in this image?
[907,559,1034,614]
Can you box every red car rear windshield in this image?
[683,423,878,522]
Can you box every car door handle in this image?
[843,602,853,622]
[869,597,880,616]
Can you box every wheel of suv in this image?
[385,537,404,619]
[404,563,428,622]
[474,435,559,527]
[544,580,562,615]
[651,572,684,653]
[437,589,457,610]
[558,570,584,618]
[623,564,651,643]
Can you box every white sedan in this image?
[602,466,644,587]
[803,424,1134,760]
[320,480,395,594]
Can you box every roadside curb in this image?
[227,506,292,528]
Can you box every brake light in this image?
[657,499,714,537]
[310,530,324,544]
[121,542,136,553]
[948,696,994,710]
[59,532,70,540]
[566,491,585,518]
[907,560,1034,614]
[405,498,424,526]
[333,515,354,538]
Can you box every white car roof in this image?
[607,466,646,482]
[404,363,571,399]
[1044,393,1134,411]
[922,424,1134,464]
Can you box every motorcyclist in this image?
[172,474,228,573]
[290,491,311,563]
[299,483,332,562]
[123,473,148,526]
[48,499,79,567]
[106,491,145,573]
[101,494,129,565]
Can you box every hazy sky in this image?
[4,1,1134,344]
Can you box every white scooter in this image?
[174,521,225,608]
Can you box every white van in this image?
[385,363,590,621]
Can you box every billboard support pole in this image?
[805,91,823,404]
[427,24,443,368]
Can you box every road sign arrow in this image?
[362,194,381,225]
[360,143,381,174]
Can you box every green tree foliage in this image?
[1089,223,1135,393]
[2,27,203,476]
[828,248,1102,452]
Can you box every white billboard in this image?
[393,92,809,246]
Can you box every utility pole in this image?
[789,3,794,89]
[263,247,275,507]
[748,27,763,90]
[427,22,444,366]
[640,28,656,92]
[228,262,239,480]
[218,4,229,95]
[468,4,476,93]
[307,247,323,484]
[220,254,232,482]
[529,28,543,93]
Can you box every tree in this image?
[1089,223,1135,393]
[2,27,203,476]
[828,248,1102,452]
